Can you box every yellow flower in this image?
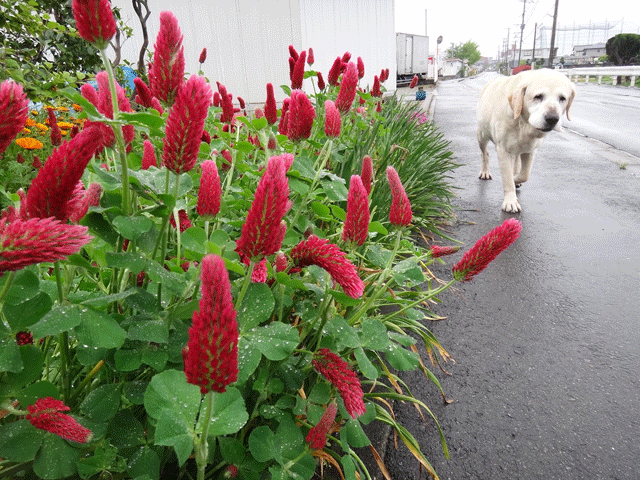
[22,128,32,134]
[72,104,83,112]
[25,118,36,127]
[31,109,39,116]
[16,137,44,150]
[35,123,48,132]
[56,106,70,112]
[57,121,74,130]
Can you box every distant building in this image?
[565,43,607,64]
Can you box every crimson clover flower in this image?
[452,218,522,281]
[288,45,299,62]
[71,0,116,49]
[0,217,92,273]
[327,56,343,87]
[360,155,373,195]
[142,139,158,170]
[312,349,366,419]
[27,397,93,443]
[134,77,162,112]
[386,166,412,227]
[323,100,341,138]
[169,209,191,233]
[199,47,207,64]
[291,235,364,298]
[317,71,326,91]
[431,245,460,258]
[235,155,289,260]
[335,62,359,113]
[149,11,185,106]
[291,50,307,90]
[162,75,212,174]
[307,47,315,66]
[357,56,365,79]
[25,125,103,222]
[286,90,316,142]
[278,98,290,135]
[0,80,29,158]
[217,83,235,123]
[15,331,34,345]
[264,83,278,125]
[197,160,221,219]
[184,255,238,394]
[306,402,337,449]
[46,107,61,147]
[68,181,102,224]
[342,175,369,246]
[371,75,382,97]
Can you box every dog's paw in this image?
[501,197,521,213]
[478,171,492,180]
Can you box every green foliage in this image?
[445,40,481,65]
[605,34,640,65]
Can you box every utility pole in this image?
[532,22,537,66]
[507,27,511,72]
[517,0,527,65]
[548,0,559,67]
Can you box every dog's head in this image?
[508,69,576,132]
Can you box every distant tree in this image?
[606,34,640,65]
[445,41,481,65]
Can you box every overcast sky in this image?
[395,0,640,58]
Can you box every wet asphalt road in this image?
[383,76,640,480]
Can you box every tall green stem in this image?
[235,259,255,311]
[195,391,215,480]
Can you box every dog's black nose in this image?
[544,113,559,129]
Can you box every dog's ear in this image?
[508,85,526,120]
[565,83,576,121]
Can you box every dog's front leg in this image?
[513,152,534,187]
[497,146,521,212]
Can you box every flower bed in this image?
[0,2,521,479]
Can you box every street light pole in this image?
[548,0,559,67]
[518,0,527,65]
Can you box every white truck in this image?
[396,33,436,85]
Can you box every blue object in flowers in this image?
[415,89,426,101]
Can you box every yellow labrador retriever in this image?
[477,69,576,212]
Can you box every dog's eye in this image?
[533,94,544,101]
[559,95,566,102]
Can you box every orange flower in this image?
[22,128,32,134]
[57,121,74,130]
[35,123,48,132]
[25,118,36,127]
[56,106,70,112]
[16,137,43,150]
[72,104,83,112]
[31,109,38,116]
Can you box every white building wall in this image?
[110,0,394,104]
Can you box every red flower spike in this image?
[32,156,41,169]
[27,397,93,443]
[235,156,289,260]
[317,71,326,91]
[184,255,238,394]
[0,80,29,158]
[251,258,267,283]
[288,57,296,81]
[307,47,315,66]
[323,100,341,138]
[312,349,366,419]
[199,47,207,64]
[286,90,315,142]
[264,83,277,125]
[16,152,25,164]
[213,92,221,107]
[342,175,370,246]
[356,57,365,79]
[360,155,373,195]
[71,0,116,49]
[197,160,221,219]
[341,51,352,63]
[327,57,342,87]
[274,253,288,272]
[162,75,212,174]
[306,402,337,449]
[431,245,460,258]
[452,219,522,282]
[288,45,299,62]
[26,125,103,222]
[237,97,245,110]
[291,50,307,90]
[218,84,235,123]
[134,77,154,108]
[0,217,92,273]
[148,11,185,106]
[169,209,191,232]
[16,331,34,345]
[376,101,382,113]
[371,75,382,97]
[379,68,387,83]
[47,107,61,146]
[142,139,157,170]
[291,235,364,299]
[409,75,419,89]
[386,166,412,227]
[335,62,358,113]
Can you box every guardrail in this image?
[558,66,640,88]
